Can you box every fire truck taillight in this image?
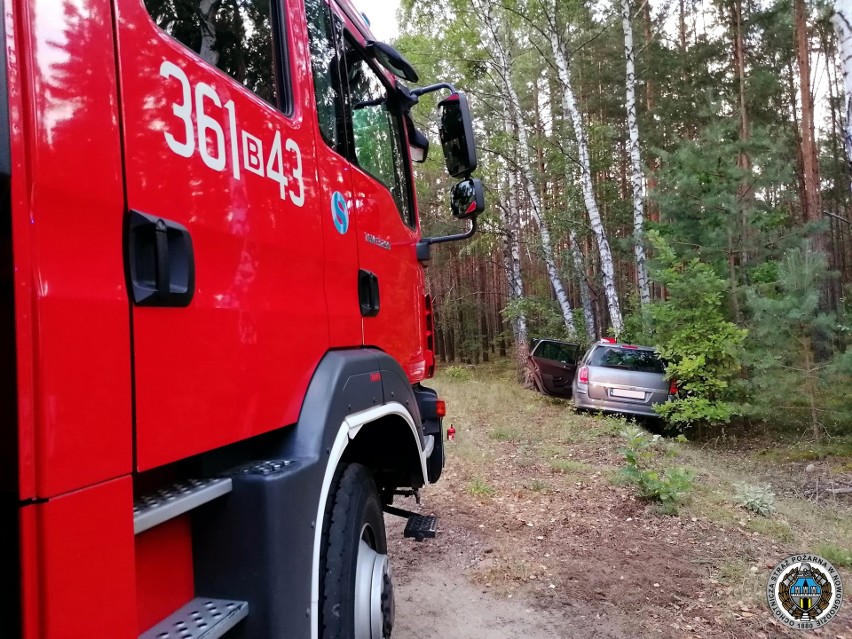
[423,294,436,377]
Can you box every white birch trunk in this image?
[199,0,220,67]
[501,110,528,348]
[477,0,578,340]
[503,166,528,346]
[548,5,624,335]
[833,1,852,176]
[621,0,651,307]
[569,228,597,341]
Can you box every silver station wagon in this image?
[572,340,675,418]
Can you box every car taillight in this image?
[578,366,589,384]
[669,379,678,395]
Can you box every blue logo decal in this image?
[331,192,349,235]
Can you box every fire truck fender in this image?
[193,348,427,639]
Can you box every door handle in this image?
[358,269,380,317]
[127,210,195,307]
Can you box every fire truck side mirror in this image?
[438,92,477,178]
[405,113,429,163]
[450,178,485,220]
[366,40,419,83]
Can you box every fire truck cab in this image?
[0,0,483,636]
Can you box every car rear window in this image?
[589,347,665,374]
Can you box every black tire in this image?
[320,463,392,639]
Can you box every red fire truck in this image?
[0,0,484,636]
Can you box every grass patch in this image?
[525,478,550,493]
[816,543,852,568]
[716,559,764,603]
[467,476,496,497]
[490,427,522,442]
[758,436,852,463]
[549,459,593,474]
[746,517,794,543]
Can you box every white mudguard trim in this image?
[309,402,428,639]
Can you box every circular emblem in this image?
[767,554,843,630]
[331,191,349,235]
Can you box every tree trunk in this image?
[548,7,624,334]
[621,0,651,308]
[501,141,530,375]
[198,0,220,66]
[833,2,852,180]
[796,0,824,252]
[479,0,579,339]
[569,228,597,341]
[731,0,752,265]
[643,0,660,230]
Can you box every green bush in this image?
[618,425,694,514]
[444,366,473,381]
[733,482,776,516]
[643,232,747,427]
[743,249,851,439]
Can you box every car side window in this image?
[143,0,286,109]
[344,45,414,227]
[305,0,345,148]
[537,341,573,362]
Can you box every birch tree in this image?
[569,228,597,340]
[475,0,579,340]
[547,3,623,334]
[833,0,852,177]
[501,113,530,370]
[621,0,651,307]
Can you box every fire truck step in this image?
[403,513,438,541]
[382,504,438,541]
[139,597,248,639]
[134,478,233,535]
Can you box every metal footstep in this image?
[134,478,232,535]
[383,505,438,542]
[139,598,248,639]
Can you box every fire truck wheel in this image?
[321,463,394,639]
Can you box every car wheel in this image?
[321,463,394,639]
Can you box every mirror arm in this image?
[424,216,477,246]
[416,218,478,262]
[411,82,458,98]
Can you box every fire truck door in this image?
[114,0,332,469]
[344,46,425,381]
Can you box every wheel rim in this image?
[354,529,393,639]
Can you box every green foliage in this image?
[503,297,575,342]
[618,425,694,514]
[467,476,496,497]
[816,543,852,568]
[733,482,776,517]
[743,249,851,437]
[643,232,747,426]
[444,366,473,381]
[490,426,521,442]
[549,459,590,474]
